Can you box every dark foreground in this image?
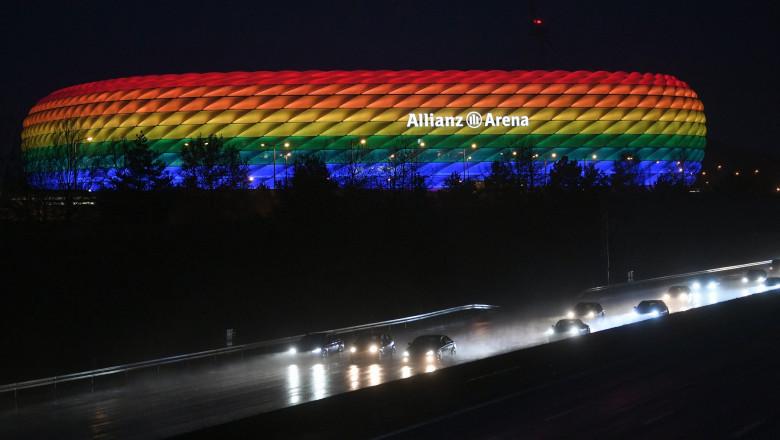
[181,291,780,439]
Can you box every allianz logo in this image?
[406,112,530,129]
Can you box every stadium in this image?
[21,70,706,189]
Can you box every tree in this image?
[180,135,248,190]
[610,152,642,190]
[548,156,582,191]
[509,143,542,191]
[110,133,171,191]
[289,153,336,193]
[51,118,85,193]
[342,141,370,189]
[383,149,425,191]
[581,163,608,190]
[483,159,515,192]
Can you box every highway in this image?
[0,261,776,439]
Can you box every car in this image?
[663,285,691,301]
[566,302,605,320]
[764,277,780,287]
[348,333,396,359]
[690,277,719,291]
[289,333,345,356]
[742,269,767,283]
[403,335,456,362]
[634,300,669,317]
[546,319,590,339]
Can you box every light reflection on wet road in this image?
[0,269,776,439]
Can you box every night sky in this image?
[2,0,778,159]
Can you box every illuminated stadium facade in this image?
[21,70,706,189]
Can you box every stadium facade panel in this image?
[21,70,706,188]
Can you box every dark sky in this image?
[2,0,778,158]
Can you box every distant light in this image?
[260,143,265,147]
[592,154,597,159]
[471,143,477,149]
[735,171,740,176]
[86,136,93,142]
[288,347,297,354]
[284,142,290,148]
[420,141,426,147]
[566,311,574,319]
[532,18,544,26]
[312,347,322,354]
[702,171,707,175]
[678,167,683,172]
[369,344,378,353]
[627,156,634,161]
[707,281,718,290]
[512,151,517,156]
[350,346,357,353]
[717,165,722,169]
[691,281,701,290]
[551,152,557,158]
[742,277,749,284]
[360,138,366,145]
[754,169,759,174]
[248,176,255,182]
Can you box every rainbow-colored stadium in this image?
[21,70,706,188]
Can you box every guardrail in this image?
[579,259,773,297]
[0,303,498,397]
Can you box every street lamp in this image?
[284,152,292,182]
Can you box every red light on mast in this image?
[532,18,544,26]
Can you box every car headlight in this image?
[289,347,297,354]
[650,310,660,318]
[369,344,378,353]
[568,328,579,336]
[350,346,356,353]
[707,281,718,290]
[545,328,554,336]
[742,277,749,284]
[425,350,434,357]
[587,311,595,319]
[312,347,322,354]
[691,281,701,290]
[566,311,574,319]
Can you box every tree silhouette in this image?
[110,133,171,191]
[180,135,248,190]
[610,152,642,190]
[548,156,582,191]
